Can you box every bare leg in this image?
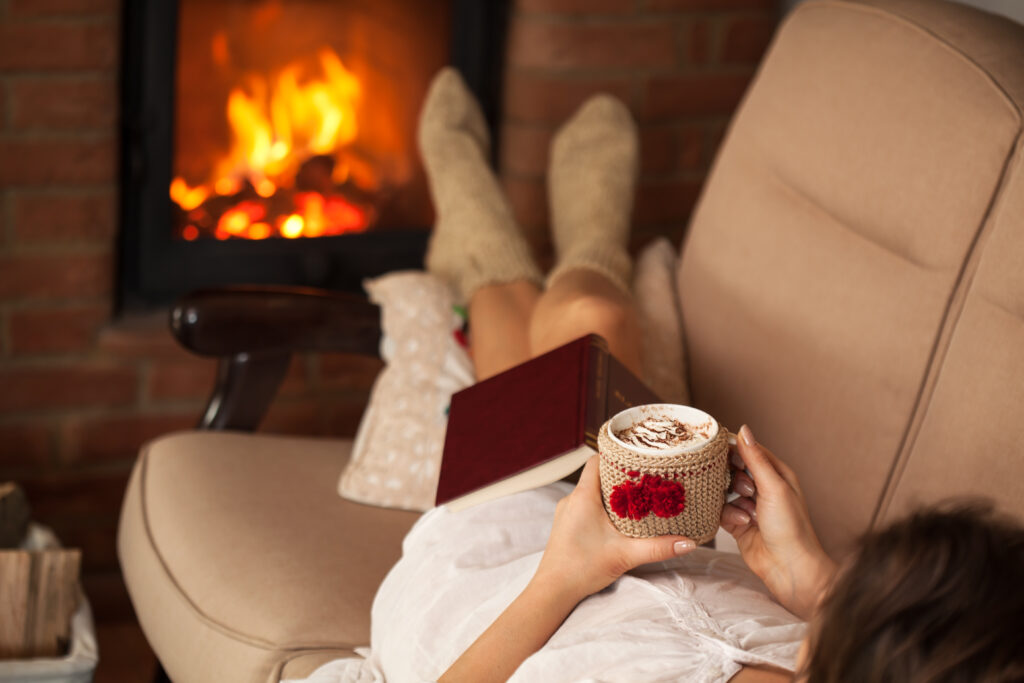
[469,280,542,380]
[529,268,643,377]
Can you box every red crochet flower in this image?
[609,480,652,520]
[645,475,686,518]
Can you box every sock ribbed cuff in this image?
[546,243,632,296]
[427,228,543,303]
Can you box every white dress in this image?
[288,483,807,683]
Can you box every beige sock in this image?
[547,95,638,294]
[418,68,542,302]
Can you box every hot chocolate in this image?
[614,415,713,451]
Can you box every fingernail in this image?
[736,510,751,525]
[674,540,696,555]
[740,425,756,447]
[736,480,755,497]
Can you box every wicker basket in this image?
[598,419,731,544]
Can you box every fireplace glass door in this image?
[119,0,506,311]
[172,0,447,241]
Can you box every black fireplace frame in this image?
[118,0,509,313]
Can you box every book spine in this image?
[583,335,609,449]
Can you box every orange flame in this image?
[172,46,371,239]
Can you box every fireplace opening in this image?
[119,0,508,312]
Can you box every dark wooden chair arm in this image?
[169,286,382,431]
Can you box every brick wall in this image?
[0,0,385,622]
[498,0,778,260]
[0,0,778,625]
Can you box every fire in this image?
[172,47,372,239]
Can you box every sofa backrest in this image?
[677,0,1024,553]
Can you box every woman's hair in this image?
[801,502,1024,682]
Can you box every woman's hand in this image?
[441,456,697,682]
[721,425,837,620]
[534,455,698,603]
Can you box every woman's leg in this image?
[531,94,643,375]
[469,280,541,380]
[529,269,643,377]
[418,69,544,379]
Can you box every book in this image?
[435,334,661,511]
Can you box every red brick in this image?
[62,412,197,465]
[0,363,135,412]
[515,0,636,14]
[146,357,218,401]
[82,571,140,624]
[640,126,673,176]
[55,521,119,571]
[0,139,116,186]
[633,178,704,225]
[688,19,711,65]
[501,175,549,240]
[322,397,372,439]
[507,19,676,70]
[9,304,109,354]
[11,78,117,130]
[0,252,112,300]
[259,399,322,436]
[12,190,116,243]
[0,421,53,469]
[8,0,119,15]
[721,17,776,64]
[318,352,384,391]
[18,471,128,521]
[277,354,310,396]
[0,22,117,71]
[644,73,753,119]
[503,73,636,124]
[647,0,775,9]
[499,123,553,177]
[97,314,186,359]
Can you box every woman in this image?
[300,70,1024,682]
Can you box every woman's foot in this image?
[547,95,638,295]
[418,68,542,302]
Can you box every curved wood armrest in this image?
[170,286,381,358]
[169,286,382,431]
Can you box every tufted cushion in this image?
[678,0,1024,552]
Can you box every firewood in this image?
[0,549,81,659]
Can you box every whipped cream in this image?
[614,415,712,451]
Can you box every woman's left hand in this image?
[533,455,698,602]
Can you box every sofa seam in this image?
[871,131,1024,527]
[135,433,366,654]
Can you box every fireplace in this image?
[119,0,508,312]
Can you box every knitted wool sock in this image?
[418,68,542,302]
[547,95,638,294]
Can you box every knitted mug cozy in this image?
[598,420,731,544]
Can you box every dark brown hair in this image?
[801,502,1024,682]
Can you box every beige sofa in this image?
[118,0,1024,680]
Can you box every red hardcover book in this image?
[435,334,661,511]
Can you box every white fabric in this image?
[288,484,806,683]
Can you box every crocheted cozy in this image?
[598,420,731,544]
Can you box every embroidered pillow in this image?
[337,272,474,511]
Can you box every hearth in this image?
[119,0,508,312]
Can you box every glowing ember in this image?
[172,46,373,240]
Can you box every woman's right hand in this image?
[721,425,837,620]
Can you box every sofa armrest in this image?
[170,286,382,431]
